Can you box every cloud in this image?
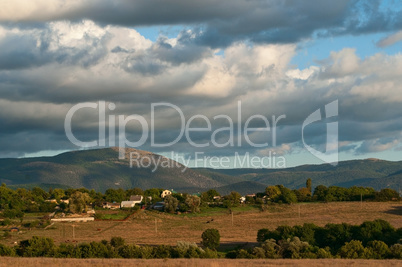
[0,18,402,159]
[356,137,401,154]
[377,30,402,47]
[2,0,402,48]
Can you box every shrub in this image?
[172,241,203,258]
[390,244,402,259]
[366,240,390,259]
[316,247,333,258]
[279,237,311,259]
[257,239,281,258]
[110,236,125,248]
[153,245,172,258]
[236,249,254,258]
[201,228,220,250]
[17,236,56,257]
[338,240,368,259]
[257,228,270,243]
[0,243,15,256]
[118,244,141,258]
[200,248,218,258]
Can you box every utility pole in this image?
[298,205,301,218]
[72,225,76,239]
[360,193,363,209]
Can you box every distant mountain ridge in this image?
[0,148,400,195]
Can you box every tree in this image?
[338,240,368,259]
[201,189,220,202]
[265,186,281,201]
[295,188,311,202]
[366,240,390,259]
[375,188,400,201]
[313,185,328,201]
[164,195,179,213]
[51,188,65,201]
[201,229,220,250]
[306,178,312,194]
[17,236,55,257]
[226,191,241,206]
[110,236,125,248]
[126,188,144,199]
[185,195,201,213]
[278,186,297,204]
[105,188,126,203]
[69,191,91,213]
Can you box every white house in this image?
[161,190,172,198]
[121,195,144,208]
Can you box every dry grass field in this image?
[0,257,401,267]
[1,201,401,248]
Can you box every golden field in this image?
[1,201,401,247]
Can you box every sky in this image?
[0,0,402,168]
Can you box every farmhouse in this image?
[161,189,172,198]
[121,195,143,208]
[102,202,120,209]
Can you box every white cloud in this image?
[377,31,402,48]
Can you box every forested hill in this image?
[0,148,400,194]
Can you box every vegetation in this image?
[201,229,220,250]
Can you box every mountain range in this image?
[0,148,400,195]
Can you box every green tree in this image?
[338,240,368,259]
[265,185,281,201]
[69,191,91,213]
[164,195,179,213]
[185,195,201,213]
[375,188,400,201]
[226,191,241,206]
[17,236,56,257]
[366,240,390,259]
[313,185,328,201]
[201,229,220,250]
[278,186,297,204]
[110,236,125,248]
[201,189,220,202]
[105,188,126,202]
[306,178,312,193]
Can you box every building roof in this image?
[129,195,143,201]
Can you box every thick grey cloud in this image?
[2,0,402,48]
[0,2,402,162]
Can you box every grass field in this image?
[0,257,400,267]
[1,201,401,249]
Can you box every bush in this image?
[110,236,125,248]
[257,239,281,258]
[390,244,402,259]
[17,236,56,257]
[0,243,15,256]
[200,248,218,258]
[118,244,141,258]
[201,228,220,250]
[279,237,311,259]
[316,247,333,258]
[54,243,78,258]
[366,240,390,259]
[172,241,203,258]
[153,245,172,258]
[257,228,270,243]
[338,240,368,259]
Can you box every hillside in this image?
[0,147,222,192]
[0,148,401,194]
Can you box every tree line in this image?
[0,220,401,259]
[0,180,400,221]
